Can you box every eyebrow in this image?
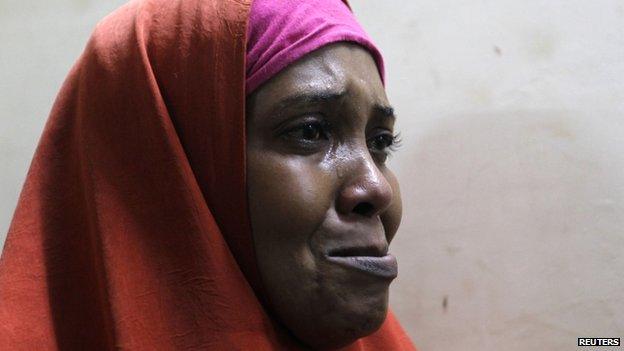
[372,104,396,121]
[270,89,348,115]
[266,88,396,123]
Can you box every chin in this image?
[338,288,390,335]
[298,286,390,349]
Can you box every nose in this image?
[335,152,394,218]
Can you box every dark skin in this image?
[246,43,403,349]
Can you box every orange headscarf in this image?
[0,0,416,349]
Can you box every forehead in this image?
[248,43,388,115]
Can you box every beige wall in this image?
[2,1,623,350]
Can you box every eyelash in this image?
[281,119,402,159]
[369,132,402,153]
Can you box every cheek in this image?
[381,169,402,243]
[246,150,337,323]
[246,151,334,252]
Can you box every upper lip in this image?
[327,244,388,258]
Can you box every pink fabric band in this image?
[246,0,385,94]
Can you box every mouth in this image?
[325,245,398,280]
[327,245,387,258]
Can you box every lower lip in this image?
[326,254,398,279]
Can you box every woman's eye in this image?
[368,133,395,152]
[368,132,402,162]
[286,121,329,142]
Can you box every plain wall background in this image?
[2,1,623,349]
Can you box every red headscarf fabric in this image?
[0,0,416,349]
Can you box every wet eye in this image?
[369,133,395,151]
[368,132,402,163]
[301,123,325,140]
[286,121,330,142]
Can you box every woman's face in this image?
[246,43,402,349]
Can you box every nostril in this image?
[352,202,374,217]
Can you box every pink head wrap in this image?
[246,0,386,94]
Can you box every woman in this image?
[0,0,416,349]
